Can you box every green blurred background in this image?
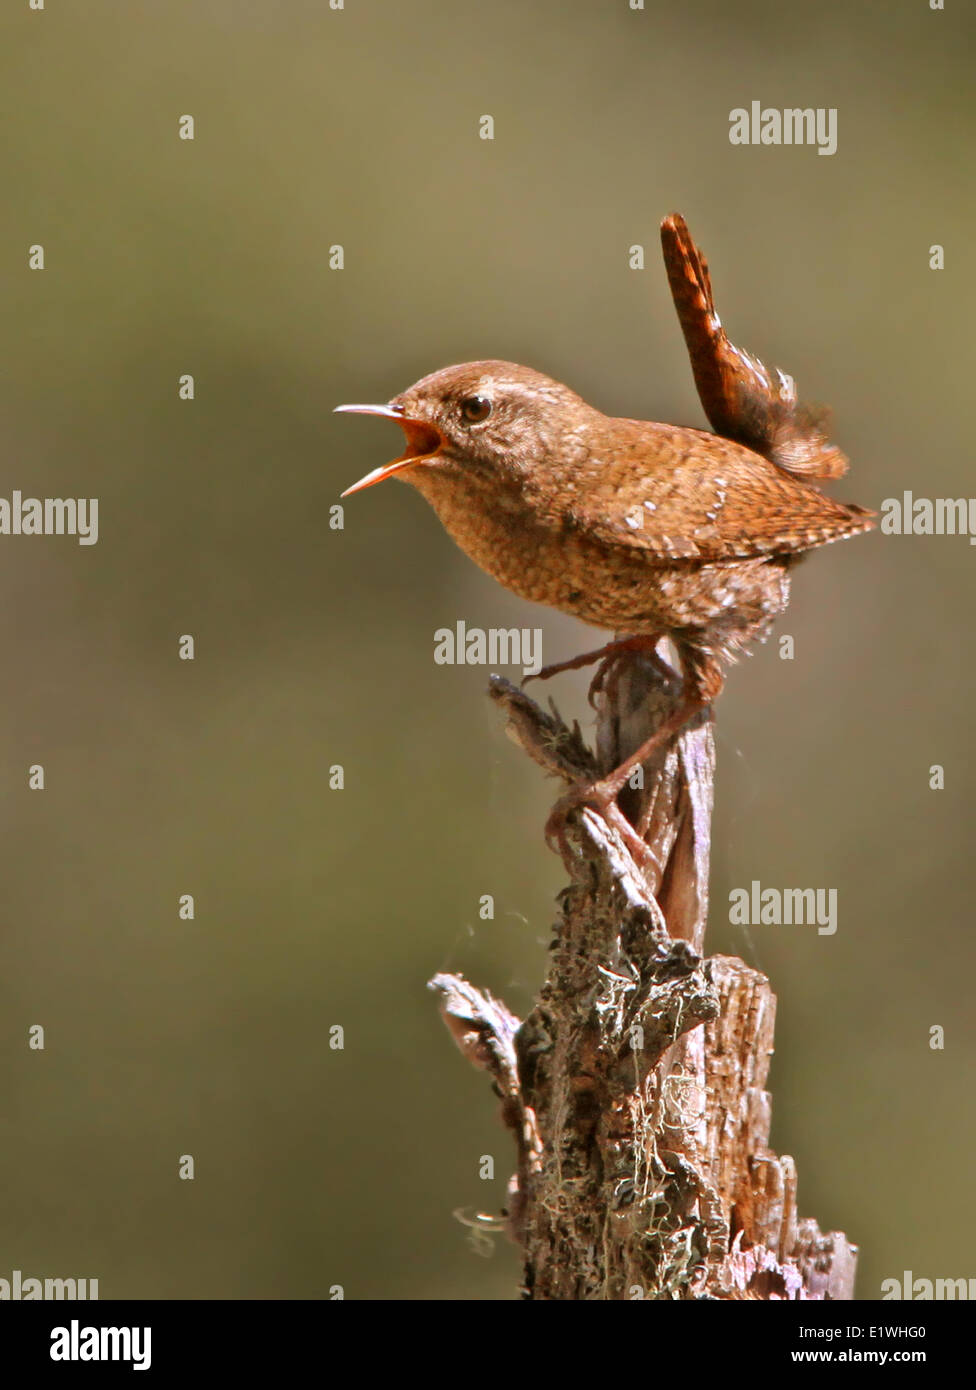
[0,0,972,1300]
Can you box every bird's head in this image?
[337,360,591,496]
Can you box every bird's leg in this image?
[545,649,721,871]
[544,697,705,867]
[589,636,677,711]
[523,634,659,689]
[523,633,671,709]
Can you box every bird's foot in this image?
[523,634,663,693]
[522,644,619,689]
[523,633,669,713]
[544,776,656,871]
[544,695,705,870]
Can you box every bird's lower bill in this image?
[336,404,443,496]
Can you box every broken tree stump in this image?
[429,647,857,1300]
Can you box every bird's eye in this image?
[460,395,492,424]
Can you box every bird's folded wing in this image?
[553,425,873,563]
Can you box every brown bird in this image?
[337,215,873,855]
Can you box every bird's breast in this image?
[406,464,592,608]
[403,461,772,636]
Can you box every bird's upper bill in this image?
[335,404,443,496]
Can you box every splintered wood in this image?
[430,651,857,1300]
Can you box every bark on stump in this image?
[429,648,857,1300]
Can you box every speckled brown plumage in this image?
[346,360,871,701]
[337,214,874,850]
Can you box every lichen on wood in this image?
[430,650,857,1300]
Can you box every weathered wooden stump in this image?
[430,650,857,1300]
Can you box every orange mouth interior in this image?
[339,410,445,497]
[395,417,442,464]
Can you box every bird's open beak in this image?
[335,404,444,496]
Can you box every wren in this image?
[337,215,874,854]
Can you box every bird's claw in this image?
[545,779,656,872]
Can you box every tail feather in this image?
[661,213,852,484]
